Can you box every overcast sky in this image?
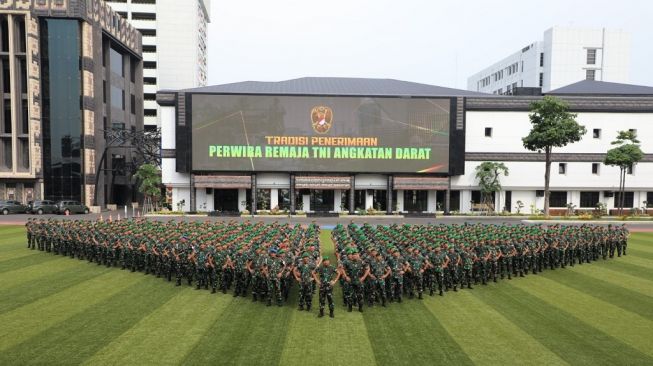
[206,0,653,89]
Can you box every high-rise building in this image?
[467,27,630,94]
[0,0,143,208]
[104,0,211,128]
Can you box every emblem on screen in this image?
[311,106,333,134]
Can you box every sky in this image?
[206,0,653,89]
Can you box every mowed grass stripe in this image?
[510,275,653,357]
[551,270,653,321]
[279,230,377,366]
[0,276,181,365]
[85,288,233,366]
[362,301,473,366]
[0,270,145,352]
[628,234,653,252]
[183,296,293,366]
[595,260,653,280]
[473,282,653,365]
[628,249,653,260]
[423,287,567,365]
[0,264,110,314]
[567,264,653,299]
[0,256,84,291]
[0,251,63,273]
[621,255,653,271]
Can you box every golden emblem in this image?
[311,106,333,134]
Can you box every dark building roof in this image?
[547,80,653,96]
[175,77,490,97]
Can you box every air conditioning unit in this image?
[603,191,614,198]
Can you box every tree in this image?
[604,130,643,216]
[522,96,586,216]
[134,163,162,213]
[474,162,509,214]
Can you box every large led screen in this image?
[191,95,450,173]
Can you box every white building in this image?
[157,78,653,215]
[105,0,210,128]
[467,27,630,94]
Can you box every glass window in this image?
[587,49,597,65]
[19,57,27,93]
[310,189,334,212]
[130,94,135,114]
[540,52,544,67]
[484,127,492,137]
[256,188,271,210]
[539,73,544,87]
[41,19,82,202]
[614,192,634,208]
[18,137,28,170]
[592,163,600,175]
[354,190,365,210]
[109,47,124,77]
[277,189,290,211]
[593,128,601,138]
[15,16,26,53]
[586,69,596,81]
[1,137,11,169]
[558,163,567,174]
[404,190,427,212]
[0,16,8,53]
[373,190,387,211]
[111,86,124,109]
[21,100,28,134]
[549,191,568,208]
[2,57,9,93]
[580,192,599,208]
[646,192,653,208]
[3,101,10,133]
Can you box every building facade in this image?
[158,77,653,215]
[105,0,210,128]
[0,0,143,208]
[467,27,630,94]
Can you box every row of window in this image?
[556,162,633,175]
[484,127,633,140]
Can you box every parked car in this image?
[28,200,59,215]
[0,200,28,215]
[56,201,90,215]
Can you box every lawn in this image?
[0,225,652,366]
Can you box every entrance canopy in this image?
[394,177,449,190]
[194,175,251,189]
[295,176,352,190]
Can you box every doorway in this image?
[310,190,334,212]
[214,189,239,212]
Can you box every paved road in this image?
[2,211,653,231]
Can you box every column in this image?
[349,175,355,214]
[289,174,296,214]
[445,189,451,215]
[270,188,279,210]
[365,191,373,210]
[189,174,196,212]
[238,189,246,212]
[334,189,342,212]
[396,190,404,212]
[251,174,257,214]
[386,175,393,214]
[427,190,436,213]
[302,193,311,212]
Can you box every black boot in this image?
[319,309,324,318]
[329,309,334,318]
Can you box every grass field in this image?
[1,225,652,366]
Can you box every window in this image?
[540,52,544,67]
[140,29,156,37]
[587,49,597,65]
[558,163,567,174]
[580,192,599,208]
[130,59,137,83]
[142,45,156,53]
[549,191,568,208]
[646,192,653,208]
[586,69,596,81]
[627,164,634,175]
[539,72,544,87]
[404,190,428,212]
[109,47,124,77]
[130,94,135,114]
[143,61,156,69]
[277,189,290,211]
[614,191,634,208]
[592,128,601,138]
[131,12,156,21]
[592,163,600,175]
[110,86,124,110]
[484,127,492,137]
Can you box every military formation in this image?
[332,222,628,311]
[26,218,628,317]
